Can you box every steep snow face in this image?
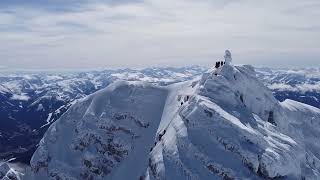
[0,66,206,164]
[27,64,320,179]
[147,64,307,179]
[200,65,278,123]
[26,81,169,180]
[279,99,320,179]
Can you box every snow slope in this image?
[0,160,21,180]
[25,63,320,179]
[0,66,205,164]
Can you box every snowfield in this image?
[23,63,320,179]
[0,66,206,164]
[1,65,319,166]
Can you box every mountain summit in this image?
[24,54,320,180]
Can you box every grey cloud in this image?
[0,0,319,69]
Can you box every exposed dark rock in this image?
[267,111,276,125]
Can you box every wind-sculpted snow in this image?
[1,66,319,165]
[25,81,168,179]
[0,161,21,180]
[26,64,320,179]
[0,66,205,164]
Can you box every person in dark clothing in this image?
[215,62,219,68]
[221,61,224,66]
[158,130,167,141]
[217,61,221,68]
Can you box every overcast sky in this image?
[0,0,319,69]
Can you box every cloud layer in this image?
[0,0,319,69]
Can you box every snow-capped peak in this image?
[24,58,320,179]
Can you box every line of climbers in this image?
[215,49,232,69]
[215,61,225,68]
[150,129,167,152]
[214,50,232,75]
[150,95,192,152]
[180,95,190,106]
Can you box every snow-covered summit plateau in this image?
[23,56,320,179]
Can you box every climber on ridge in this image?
[215,61,223,69]
[215,62,219,68]
[214,50,232,75]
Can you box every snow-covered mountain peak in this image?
[26,80,169,180]
[200,64,278,123]
[25,63,320,180]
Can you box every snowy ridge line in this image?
[14,52,320,180]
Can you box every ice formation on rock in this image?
[224,50,232,65]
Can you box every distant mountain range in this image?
[0,66,319,165]
[23,64,320,179]
[0,66,206,164]
[255,67,320,108]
